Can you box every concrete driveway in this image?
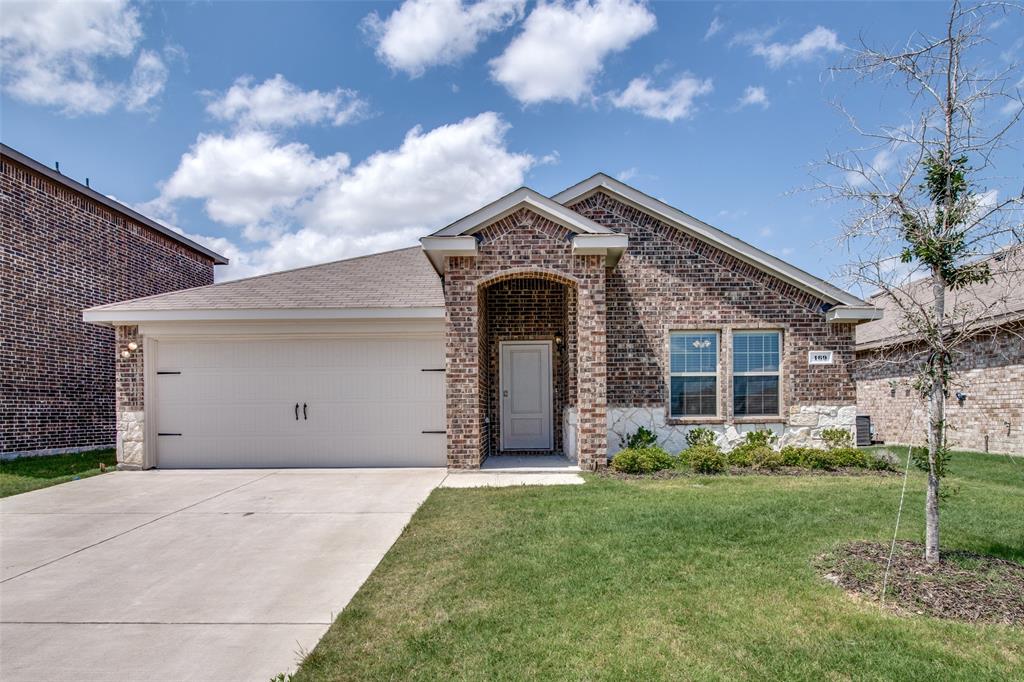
[0,468,446,682]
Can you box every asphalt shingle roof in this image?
[89,246,443,312]
[856,246,1024,349]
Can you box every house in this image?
[853,247,1023,455]
[0,144,228,458]
[83,173,880,470]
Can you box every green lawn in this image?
[294,451,1023,681]
[0,449,117,498]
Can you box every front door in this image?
[500,341,553,450]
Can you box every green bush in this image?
[621,426,658,450]
[611,446,674,474]
[728,446,754,467]
[685,427,717,448]
[689,444,728,474]
[821,428,853,450]
[751,445,783,470]
[830,446,870,468]
[742,429,778,448]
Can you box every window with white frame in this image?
[669,332,719,417]
[732,331,781,416]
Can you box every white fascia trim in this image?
[553,173,868,307]
[83,307,446,325]
[571,233,629,267]
[431,187,612,237]
[419,235,478,274]
[825,306,884,323]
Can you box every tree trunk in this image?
[925,271,946,564]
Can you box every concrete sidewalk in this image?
[0,468,445,682]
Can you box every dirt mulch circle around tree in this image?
[817,540,1024,626]
[598,466,898,481]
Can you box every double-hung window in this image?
[732,331,781,416]
[669,332,719,417]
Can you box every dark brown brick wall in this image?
[571,191,857,418]
[1,155,215,454]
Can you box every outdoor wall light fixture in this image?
[120,349,131,359]
[955,391,967,405]
[555,335,564,348]
[127,342,138,351]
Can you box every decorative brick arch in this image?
[477,267,581,290]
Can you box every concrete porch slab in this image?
[479,455,581,472]
[440,472,584,488]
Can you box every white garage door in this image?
[154,337,446,468]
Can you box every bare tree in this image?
[815,0,1023,563]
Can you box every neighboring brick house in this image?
[1,143,227,458]
[85,173,879,470]
[853,248,1023,455]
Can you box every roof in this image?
[856,246,1024,350]
[553,173,869,309]
[429,186,614,237]
[1,143,228,265]
[83,246,443,323]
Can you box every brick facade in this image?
[443,208,607,469]
[443,191,859,467]
[854,323,1024,454]
[1,153,216,456]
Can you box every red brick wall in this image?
[443,208,606,468]
[570,191,857,418]
[483,277,573,454]
[1,155,215,455]
[854,323,1024,454]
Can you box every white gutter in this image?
[83,306,446,325]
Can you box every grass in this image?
[294,450,1023,681]
[0,449,117,498]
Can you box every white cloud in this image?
[758,226,774,237]
[363,0,524,77]
[156,112,537,279]
[617,167,639,182]
[0,0,169,115]
[207,74,368,129]
[736,85,769,109]
[611,73,713,122]
[125,49,168,111]
[490,0,657,104]
[750,26,843,68]
[157,131,351,230]
[845,149,895,188]
[704,16,724,41]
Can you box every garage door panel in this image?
[155,337,445,468]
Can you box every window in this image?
[733,331,781,416]
[669,332,718,417]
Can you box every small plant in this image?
[621,426,659,450]
[743,429,778,448]
[685,427,717,448]
[821,428,853,450]
[689,443,727,474]
[751,445,783,470]
[910,444,951,477]
[611,446,674,474]
[727,446,754,467]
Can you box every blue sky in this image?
[2,1,1021,286]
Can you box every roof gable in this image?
[553,173,868,309]
[430,186,613,237]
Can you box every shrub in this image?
[751,445,783,470]
[830,446,871,468]
[689,444,727,474]
[621,426,658,450]
[743,429,778,448]
[821,428,853,450]
[611,446,674,474]
[685,427,717,448]
[728,446,754,467]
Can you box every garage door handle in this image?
[295,403,299,420]
[303,403,308,420]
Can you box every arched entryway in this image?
[477,273,578,459]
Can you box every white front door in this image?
[500,341,553,450]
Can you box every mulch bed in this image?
[818,540,1024,626]
[598,466,897,481]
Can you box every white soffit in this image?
[419,235,478,273]
[553,173,870,308]
[824,306,884,323]
[572,234,628,267]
